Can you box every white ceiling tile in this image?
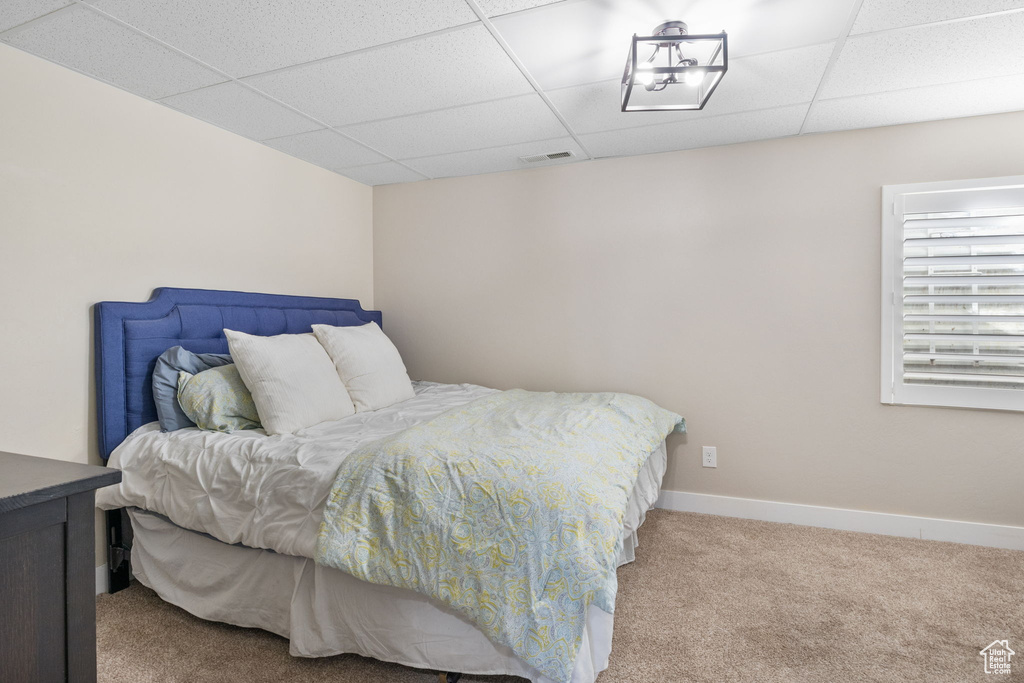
[263,129,388,170]
[85,0,478,77]
[160,82,321,141]
[0,0,70,33]
[494,0,855,90]
[549,79,699,134]
[851,0,1024,34]
[476,0,566,17]
[805,74,1024,133]
[822,11,1024,99]
[579,104,807,158]
[403,137,585,178]
[244,25,533,127]
[1,5,225,99]
[3,0,1018,179]
[341,94,568,159]
[338,162,427,186]
[549,43,832,134]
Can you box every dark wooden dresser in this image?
[0,451,121,683]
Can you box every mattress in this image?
[126,442,666,683]
[99,381,669,681]
[97,381,501,558]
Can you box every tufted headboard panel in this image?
[95,287,381,459]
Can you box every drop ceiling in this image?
[3,0,1024,186]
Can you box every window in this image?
[882,176,1024,411]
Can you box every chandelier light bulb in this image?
[684,68,704,86]
[636,62,655,86]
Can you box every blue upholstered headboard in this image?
[95,287,381,460]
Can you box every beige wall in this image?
[4,29,1022,572]
[0,44,373,566]
[374,110,1024,528]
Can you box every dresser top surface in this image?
[0,451,121,512]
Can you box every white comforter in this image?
[96,382,499,559]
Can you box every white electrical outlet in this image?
[702,446,717,468]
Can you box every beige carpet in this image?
[96,509,1024,682]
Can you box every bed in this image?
[94,287,676,683]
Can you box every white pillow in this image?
[224,329,354,435]
[312,322,415,412]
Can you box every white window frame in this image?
[882,175,1024,412]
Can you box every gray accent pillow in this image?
[152,346,233,431]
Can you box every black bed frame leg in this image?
[438,673,462,683]
[106,508,132,593]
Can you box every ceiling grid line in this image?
[461,0,594,160]
[68,0,433,181]
[0,2,73,36]
[556,101,815,141]
[336,100,825,174]
[221,21,484,83]
[797,0,867,135]
[851,6,1024,39]
[323,91,537,132]
[812,67,1024,107]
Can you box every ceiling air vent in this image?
[520,150,574,163]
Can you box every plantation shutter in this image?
[884,178,1024,411]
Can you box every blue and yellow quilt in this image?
[315,389,683,682]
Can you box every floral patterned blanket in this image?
[315,389,683,682]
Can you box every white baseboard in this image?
[96,563,107,595]
[656,490,1024,551]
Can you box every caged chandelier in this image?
[621,20,728,112]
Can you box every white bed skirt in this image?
[127,442,667,683]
